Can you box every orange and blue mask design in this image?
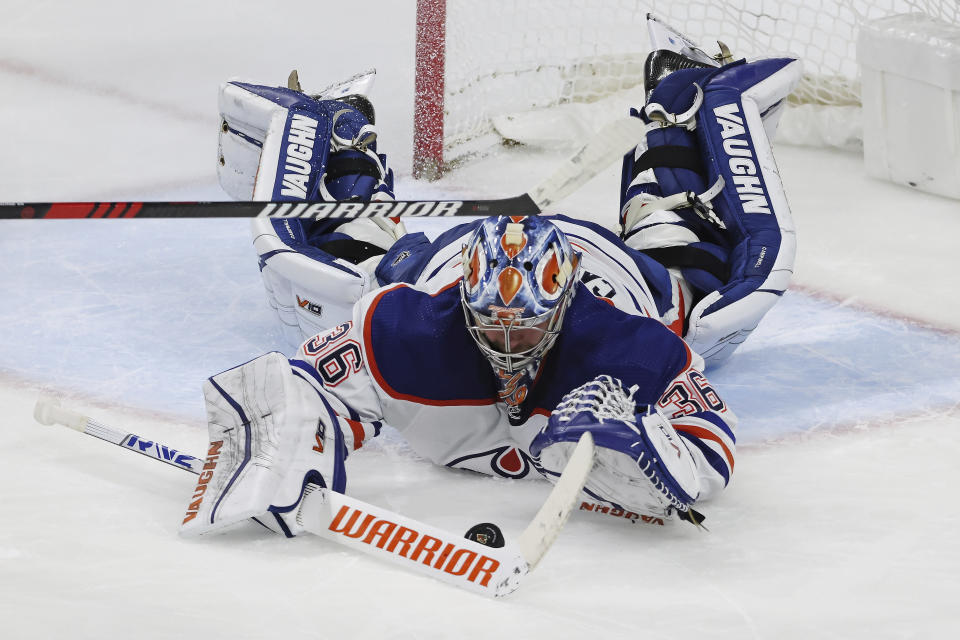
[460,215,580,423]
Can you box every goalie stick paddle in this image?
[33,395,595,598]
[0,117,646,220]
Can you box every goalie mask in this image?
[461,216,580,419]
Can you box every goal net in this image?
[413,0,959,178]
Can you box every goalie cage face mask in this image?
[460,215,580,376]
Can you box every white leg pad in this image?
[252,218,375,349]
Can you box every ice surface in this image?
[3,219,958,447]
[2,2,959,638]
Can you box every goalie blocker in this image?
[182,352,373,536]
[182,352,527,595]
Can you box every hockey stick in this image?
[33,396,595,598]
[0,117,645,220]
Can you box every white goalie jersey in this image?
[277,217,736,513]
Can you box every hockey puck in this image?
[464,522,505,548]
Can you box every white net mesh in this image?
[429,0,960,165]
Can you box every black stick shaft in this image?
[0,195,539,220]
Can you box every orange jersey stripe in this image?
[673,422,735,471]
[666,285,685,338]
[345,418,366,450]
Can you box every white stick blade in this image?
[299,487,529,598]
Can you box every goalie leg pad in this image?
[684,58,801,364]
[253,217,393,349]
[218,79,394,202]
[252,215,408,349]
[180,352,348,538]
[530,376,700,519]
[619,57,802,365]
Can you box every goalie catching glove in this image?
[180,352,377,538]
[530,375,703,523]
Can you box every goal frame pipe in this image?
[413,0,446,180]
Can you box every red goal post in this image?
[414,0,447,180]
